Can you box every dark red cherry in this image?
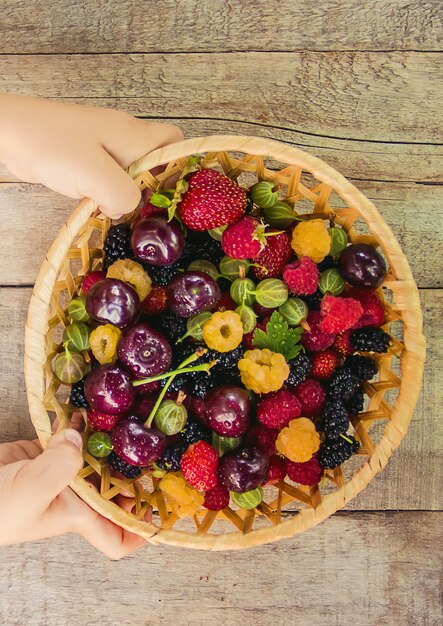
[166,271,221,318]
[85,278,140,328]
[112,418,166,466]
[117,323,172,378]
[84,363,134,415]
[131,216,185,266]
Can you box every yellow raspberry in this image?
[276,418,320,462]
[159,473,204,519]
[238,348,289,394]
[202,311,243,352]
[90,324,122,364]
[107,259,152,301]
[291,219,331,263]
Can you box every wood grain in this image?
[1,52,441,143]
[0,181,441,287]
[1,118,442,183]
[1,0,441,54]
[0,512,440,626]
[0,287,441,511]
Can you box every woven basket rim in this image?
[24,135,426,550]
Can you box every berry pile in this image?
[59,160,390,519]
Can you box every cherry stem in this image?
[145,375,175,427]
[339,433,354,444]
[133,362,216,387]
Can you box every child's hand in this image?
[0,94,183,217]
[0,431,149,559]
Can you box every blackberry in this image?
[345,390,365,415]
[103,224,132,269]
[321,400,349,438]
[285,353,312,388]
[156,443,187,472]
[154,310,187,344]
[188,373,216,399]
[209,345,245,375]
[318,435,360,469]
[303,288,323,310]
[160,375,188,392]
[180,230,224,266]
[328,366,360,402]
[108,451,142,478]
[351,327,391,353]
[145,260,182,287]
[70,379,89,408]
[345,355,378,381]
[180,420,211,445]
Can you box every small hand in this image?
[0,430,149,559]
[0,94,183,217]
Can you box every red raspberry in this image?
[203,485,230,510]
[294,379,326,416]
[252,231,293,279]
[216,292,237,312]
[82,271,105,293]
[263,454,287,485]
[140,202,167,220]
[287,456,322,486]
[257,389,302,429]
[283,256,319,295]
[310,350,338,380]
[354,301,385,328]
[142,286,168,314]
[87,409,122,432]
[319,295,363,334]
[221,216,266,259]
[181,441,219,491]
[333,330,354,357]
[245,423,278,455]
[301,311,336,352]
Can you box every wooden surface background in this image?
[0,2,442,625]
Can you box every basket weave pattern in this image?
[24,136,425,550]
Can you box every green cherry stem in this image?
[145,375,175,428]
[339,433,354,444]
[133,362,216,387]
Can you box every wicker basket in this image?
[24,136,425,550]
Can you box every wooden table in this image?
[0,2,441,624]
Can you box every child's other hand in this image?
[0,94,183,217]
[0,431,149,559]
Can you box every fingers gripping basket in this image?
[24,136,425,550]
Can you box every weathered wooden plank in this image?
[1,118,442,184]
[0,0,441,53]
[0,181,441,287]
[0,512,440,626]
[0,288,440,510]
[0,52,441,143]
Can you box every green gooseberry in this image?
[319,268,345,295]
[67,295,90,322]
[178,311,213,343]
[328,226,348,257]
[231,486,264,510]
[63,322,90,352]
[255,278,288,308]
[208,225,228,241]
[188,259,219,280]
[235,304,257,334]
[54,350,91,384]
[250,181,279,209]
[230,277,256,306]
[263,201,300,228]
[212,433,243,456]
[154,399,188,435]
[87,432,113,458]
[278,298,308,326]
[219,256,250,279]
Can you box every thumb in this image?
[17,430,83,510]
[78,147,141,218]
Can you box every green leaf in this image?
[150,192,173,208]
[252,311,302,360]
